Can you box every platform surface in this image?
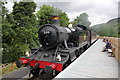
[55,39,118,78]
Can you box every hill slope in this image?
[91,18,120,37]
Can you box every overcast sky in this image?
[5,0,119,26]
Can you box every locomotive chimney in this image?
[51,15,60,25]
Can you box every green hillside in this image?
[91,18,120,37]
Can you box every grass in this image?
[0,48,20,76]
[0,48,19,76]
[2,62,19,76]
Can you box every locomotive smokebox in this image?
[38,15,70,49]
[51,15,60,25]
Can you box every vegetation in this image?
[2,1,39,63]
[71,13,119,38]
[2,62,18,75]
[2,2,69,63]
[71,12,91,28]
[91,18,119,37]
[36,5,69,26]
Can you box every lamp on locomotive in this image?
[51,15,60,25]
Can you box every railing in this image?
[99,37,120,63]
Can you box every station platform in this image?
[55,39,118,78]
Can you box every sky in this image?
[4,0,119,26]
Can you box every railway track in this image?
[19,73,53,80]
[2,67,54,80]
[21,74,40,80]
[2,67,40,80]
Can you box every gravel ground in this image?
[2,67,44,80]
[2,67,29,79]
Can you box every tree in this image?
[36,5,54,26]
[71,17,78,25]
[2,1,39,63]
[91,18,120,37]
[12,1,39,47]
[59,12,69,26]
[72,13,91,27]
[36,5,69,27]
[2,2,17,63]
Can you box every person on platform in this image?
[101,40,115,57]
[106,40,112,49]
[102,40,112,52]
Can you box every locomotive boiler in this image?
[16,16,98,79]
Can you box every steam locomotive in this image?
[16,16,98,79]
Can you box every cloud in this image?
[4,0,119,26]
[36,0,119,26]
[4,1,14,12]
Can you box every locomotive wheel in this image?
[84,45,88,51]
[64,57,71,68]
[39,69,53,79]
[29,63,40,76]
[75,50,80,57]
[80,47,84,53]
[29,67,39,76]
[52,70,57,78]
[30,69,39,76]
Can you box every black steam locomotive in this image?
[16,16,98,79]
